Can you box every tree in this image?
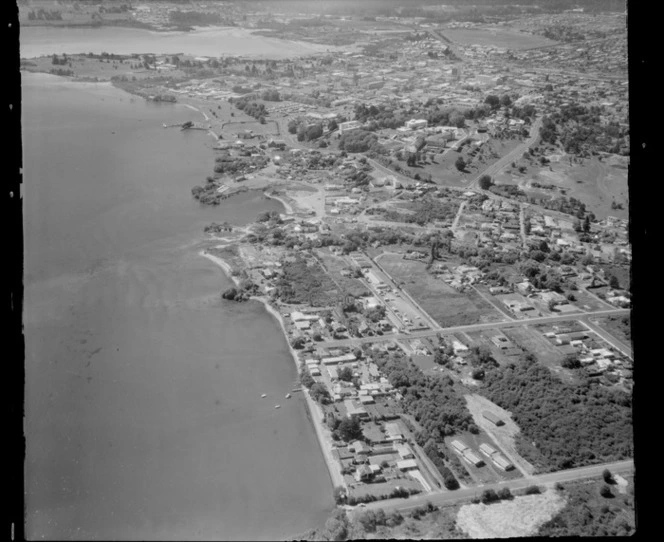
[600,484,614,498]
[455,157,466,172]
[337,417,363,442]
[497,487,513,500]
[291,336,306,349]
[478,175,493,190]
[333,486,346,504]
[481,489,500,504]
[485,95,500,109]
[310,382,331,404]
[603,469,614,484]
[500,94,512,108]
[300,367,315,388]
[338,366,353,382]
[608,275,620,289]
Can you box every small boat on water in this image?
[274,405,281,409]
[285,393,291,399]
[261,394,267,398]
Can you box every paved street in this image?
[320,308,631,348]
[467,117,543,189]
[350,459,634,517]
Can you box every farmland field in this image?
[378,256,504,327]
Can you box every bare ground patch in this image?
[456,489,567,538]
[464,394,536,477]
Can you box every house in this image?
[406,118,428,130]
[322,353,357,365]
[349,440,371,455]
[359,395,375,405]
[327,366,339,380]
[396,443,415,460]
[491,335,513,350]
[479,443,498,457]
[384,422,404,442]
[355,464,373,482]
[339,120,362,134]
[396,459,418,471]
[516,281,534,295]
[491,454,514,471]
[451,440,469,454]
[345,399,369,420]
[482,411,504,427]
[462,450,485,467]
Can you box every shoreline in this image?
[264,191,294,215]
[200,249,347,492]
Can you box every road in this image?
[350,459,634,517]
[450,200,467,233]
[467,117,543,189]
[320,308,630,348]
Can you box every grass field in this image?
[593,314,631,346]
[378,256,503,328]
[442,26,558,50]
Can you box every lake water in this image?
[23,72,333,540]
[20,26,341,59]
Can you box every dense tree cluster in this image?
[422,440,460,490]
[275,255,337,306]
[481,360,633,472]
[213,154,269,176]
[353,103,408,130]
[538,481,635,536]
[338,130,382,153]
[540,103,629,156]
[374,352,476,440]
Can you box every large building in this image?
[339,120,363,134]
[406,118,428,130]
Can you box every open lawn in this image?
[425,138,523,188]
[443,26,559,49]
[501,326,563,365]
[496,156,629,220]
[456,489,567,539]
[221,119,280,136]
[378,256,503,328]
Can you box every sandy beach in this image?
[200,250,241,287]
